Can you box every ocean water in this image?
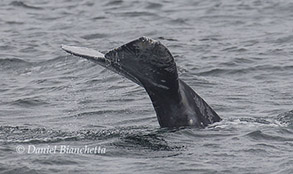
[0,0,293,173]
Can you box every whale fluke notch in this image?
[61,36,221,128]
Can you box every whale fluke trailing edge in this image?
[62,37,221,128]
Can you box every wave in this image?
[104,0,123,6]
[10,98,49,107]
[81,33,108,40]
[10,1,43,10]
[209,115,290,130]
[277,110,293,127]
[246,130,293,141]
[197,65,293,77]
[0,125,183,152]
[0,58,32,74]
[0,58,30,66]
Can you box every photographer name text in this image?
[16,145,106,155]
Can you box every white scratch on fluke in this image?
[61,45,104,58]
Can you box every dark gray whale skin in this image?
[62,36,221,128]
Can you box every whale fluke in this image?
[62,37,221,128]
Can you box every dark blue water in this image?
[1,0,293,173]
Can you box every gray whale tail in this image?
[62,36,221,128]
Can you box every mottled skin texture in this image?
[62,37,221,128]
